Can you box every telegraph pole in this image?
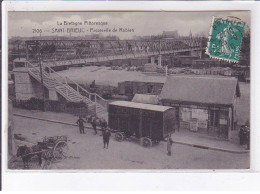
[38,44,46,111]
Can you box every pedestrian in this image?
[76,116,85,134]
[239,125,245,145]
[167,134,174,156]
[91,116,98,135]
[245,120,250,128]
[99,118,108,136]
[100,118,108,131]
[102,127,111,149]
[86,115,98,135]
[245,126,250,150]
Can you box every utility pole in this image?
[38,44,46,111]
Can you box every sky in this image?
[8,11,250,39]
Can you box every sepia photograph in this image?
[6,10,250,170]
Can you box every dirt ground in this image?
[10,116,249,170]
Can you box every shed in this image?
[13,58,27,69]
[159,75,241,139]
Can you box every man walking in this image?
[102,128,111,149]
[76,116,86,134]
[239,125,246,145]
[167,134,174,156]
[91,116,98,135]
[99,118,108,136]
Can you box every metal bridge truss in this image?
[25,38,205,66]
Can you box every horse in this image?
[86,115,108,135]
[16,143,53,169]
[16,144,43,169]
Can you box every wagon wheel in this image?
[141,137,152,148]
[152,139,160,145]
[52,141,69,161]
[115,132,125,142]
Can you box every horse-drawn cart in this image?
[15,135,69,169]
[41,135,69,161]
[108,101,176,147]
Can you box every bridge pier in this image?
[13,59,58,101]
[158,55,162,67]
[13,67,43,100]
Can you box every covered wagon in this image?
[108,101,176,147]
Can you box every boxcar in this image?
[108,101,176,147]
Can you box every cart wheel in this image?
[115,132,125,142]
[141,137,152,148]
[152,139,160,145]
[53,141,69,161]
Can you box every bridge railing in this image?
[45,65,108,111]
[45,65,70,95]
[95,95,109,110]
[27,62,70,96]
[64,75,108,110]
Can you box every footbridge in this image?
[25,38,206,67]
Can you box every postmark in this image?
[206,16,245,62]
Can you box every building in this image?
[118,81,164,99]
[132,94,160,105]
[159,76,241,139]
[192,59,234,69]
[178,56,199,66]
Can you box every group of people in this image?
[76,115,111,149]
[239,120,250,150]
[76,115,175,155]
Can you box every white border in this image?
[2,0,260,190]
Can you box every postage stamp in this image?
[206,16,245,62]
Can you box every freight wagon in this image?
[108,101,176,147]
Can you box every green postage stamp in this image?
[206,16,245,62]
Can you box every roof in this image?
[132,94,159,105]
[109,101,173,112]
[159,76,240,105]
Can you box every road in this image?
[11,116,250,169]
